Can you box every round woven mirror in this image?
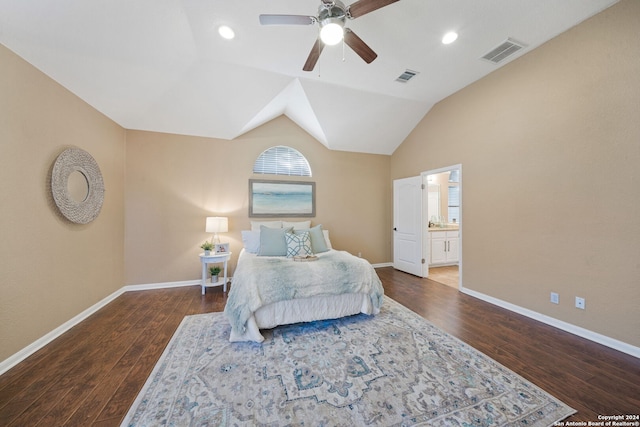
[51,147,105,224]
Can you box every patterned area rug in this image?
[122,298,575,426]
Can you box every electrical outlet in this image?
[575,297,586,310]
[550,292,559,304]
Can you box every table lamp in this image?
[205,216,228,245]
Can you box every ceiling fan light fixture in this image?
[320,19,344,45]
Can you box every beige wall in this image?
[0,45,126,361]
[391,0,640,347]
[124,117,391,285]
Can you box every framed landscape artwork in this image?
[249,179,315,218]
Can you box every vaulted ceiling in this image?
[0,0,618,154]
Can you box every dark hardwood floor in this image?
[1,267,638,426]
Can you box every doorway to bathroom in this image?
[422,164,461,289]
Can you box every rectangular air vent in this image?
[481,38,527,64]
[396,69,419,83]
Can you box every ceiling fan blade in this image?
[344,28,377,63]
[347,0,400,19]
[303,38,325,71]
[259,15,315,25]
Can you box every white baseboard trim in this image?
[123,279,201,292]
[460,286,640,359]
[0,279,203,376]
[373,262,393,268]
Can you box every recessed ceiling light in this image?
[442,31,458,45]
[218,25,235,40]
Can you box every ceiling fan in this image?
[259,0,400,71]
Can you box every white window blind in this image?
[253,146,312,176]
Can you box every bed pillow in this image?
[285,231,313,257]
[282,220,311,230]
[295,224,329,253]
[241,230,261,254]
[258,226,293,256]
[323,229,332,249]
[250,220,282,231]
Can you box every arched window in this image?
[253,146,312,177]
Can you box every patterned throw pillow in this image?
[285,231,313,257]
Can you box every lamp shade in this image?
[205,217,228,233]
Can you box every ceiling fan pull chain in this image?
[318,28,322,77]
[342,37,346,62]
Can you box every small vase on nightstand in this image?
[209,266,221,284]
[200,241,214,256]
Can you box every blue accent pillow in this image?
[285,231,313,257]
[258,226,293,256]
[295,224,329,253]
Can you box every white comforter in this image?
[224,249,384,341]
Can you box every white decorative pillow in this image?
[250,220,282,231]
[285,231,313,258]
[241,230,261,254]
[282,220,311,230]
[323,230,332,249]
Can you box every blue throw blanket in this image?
[224,250,384,335]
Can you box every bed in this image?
[223,223,384,342]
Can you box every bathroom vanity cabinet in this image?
[429,229,459,265]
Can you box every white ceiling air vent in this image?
[481,38,527,64]
[396,69,419,83]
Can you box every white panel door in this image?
[393,176,424,276]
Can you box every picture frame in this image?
[215,243,229,254]
[249,179,316,218]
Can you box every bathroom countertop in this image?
[428,226,459,232]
